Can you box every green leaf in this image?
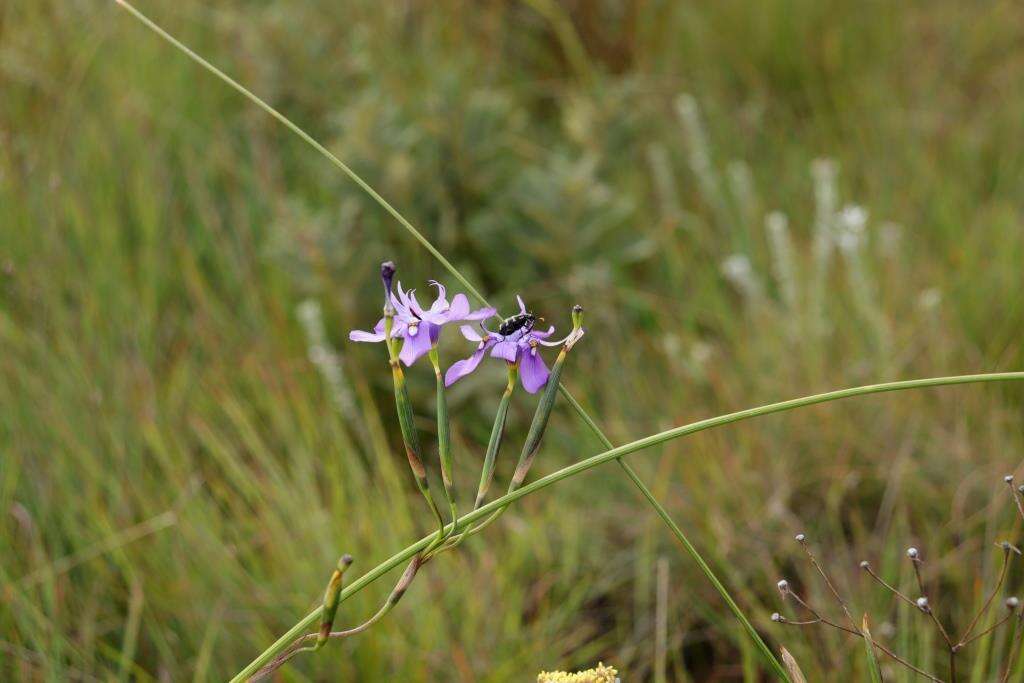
[861,614,883,683]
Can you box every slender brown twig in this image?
[775,611,943,682]
[860,561,918,609]
[797,534,856,629]
[1000,612,1024,683]
[958,546,1012,646]
[1005,476,1024,524]
[958,609,1015,649]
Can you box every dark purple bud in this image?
[380,261,396,295]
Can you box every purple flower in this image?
[350,281,495,366]
[445,296,565,393]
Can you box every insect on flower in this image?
[445,295,573,394]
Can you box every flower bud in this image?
[777,579,789,593]
[1006,475,1015,483]
[380,261,397,310]
[771,612,784,623]
[859,561,870,569]
[906,547,919,559]
[916,596,929,611]
[795,533,805,542]
[1007,597,1020,610]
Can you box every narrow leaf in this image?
[779,647,808,683]
[861,614,883,683]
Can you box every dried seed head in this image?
[1006,597,1020,610]
[906,547,919,559]
[916,597,929,611]
[777,579,790,594]
[771,612,785,623]
[795,533,806,542]
[339,554,354,568]
[1006,475,1015,483]
[859,560,870,570]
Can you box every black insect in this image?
[497,311,536,337]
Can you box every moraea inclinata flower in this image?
[350,281,495,366]
[445,295,568,393]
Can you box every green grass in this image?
[3,0,1024,680]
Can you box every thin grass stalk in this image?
[558,386,788,679]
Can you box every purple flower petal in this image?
[444,293,470,320]
[520,345,550,393]
[463,304,496,321]
[426,281,449,315]
[399,322,434,366]
[490,340,519,362]
[460,324,484,342]
[349,329,386,342]
[531,326,555,340]
[349,318,387,343]
[445,343,489,386]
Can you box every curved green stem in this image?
[230,371,1024,681]
[558,387,788,681]
[436,365,518,555]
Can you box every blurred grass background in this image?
[3,0,1024,680]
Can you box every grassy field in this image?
[3,0,1024,680]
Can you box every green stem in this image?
[460,346,571,540]
[428,347,457,537]
[436,364,518,555]
[231,371,1024,681]
[558,387,788,681]
[385,321,445,546]
[112,0,488,308]
[476,364,518,509]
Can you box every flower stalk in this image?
[381,267,446,546]
[510,306,584,491]
[428,346,457,536]
[476,363,518,510]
